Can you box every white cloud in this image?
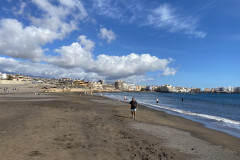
[0,0,89,62]
[46,36,176,80]
[0,19,59,62]
[1,52,176,82]
[30,0,88,37]
[13,1,27,15]
[147,4,206,38]
[90,0,143,23]
[90,1,206,38]
[161,67,177,76]
[92,0,123,19]
[0,57,102,81]
[45,35,95,68]
[94,53,173,78]
[98,27,116,43]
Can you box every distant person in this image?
[129,97,138,120]
[182,98,184,102]
[124,96,127,102]
[156,98,159,103]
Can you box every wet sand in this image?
[0,92,239,160]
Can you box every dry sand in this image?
[0,91,239,160]
[0,83,54,93]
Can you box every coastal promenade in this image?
[0,91,240,159]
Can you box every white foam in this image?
[105,94,240,127]
[139,101,240,126]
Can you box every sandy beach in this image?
[0,91,240,160]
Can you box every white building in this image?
[114,80,129,91]
[214,87,227,93]
[0,72,7,79]
[232,87,240,93]
[128,83,136,91]
[145,86,152,91]
[157,85,174,92]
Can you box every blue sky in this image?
[0,0,239,88]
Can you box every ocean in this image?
[102,92,240,138]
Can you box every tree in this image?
[7,75,13,80]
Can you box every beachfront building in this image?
[135,85,142,91]
[122,83,128,91]
[0,72,7,79]
[91,82,103,90]
[173,87,188,93]
[213,87,227,93]
[145,86,152,91]
[73,80,89,88]
[156,85,174,92]
[181,87,188,93]
[114,80,128,91]
[232,87,240,93]
[152,86,159,91]
[204,88,211,93]
[59,78,73,84]
[128,83,137,91]
[102,84,115,91]
[32,80,43,84]
[211,88,215,93]
[189,88,201,93]
[11,74,33,81]
[228,87,234,93]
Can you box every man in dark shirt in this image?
[129,97,138,120]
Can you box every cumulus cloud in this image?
[0,19,59,62]
[94,53,173,78]
[46,35,176,79]
[0,53,175,83]
[0,0,89,62]
[98,27,116,43]
[45,35,95,68]
[0,57,102,81]
[147,4,206,38]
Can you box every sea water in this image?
[103,92,240,138]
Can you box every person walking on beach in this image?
[129,97,138,120]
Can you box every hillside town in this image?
[0,72,240,93]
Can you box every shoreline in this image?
[103,92,240,139]
[0,92,239,159]
[98,94,240,158]
[140,103,240,139]
[117,98,240,153]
